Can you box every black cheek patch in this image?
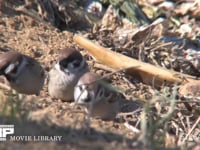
[72,60,81,68]
[84,97,91,102]
[59,59,69,69]
[59,55,82,69]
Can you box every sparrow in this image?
[0,51,45,95]
[48,48,89,101]
[74,72,120,120]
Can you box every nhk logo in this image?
[0,125,14,141]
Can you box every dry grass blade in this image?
[124,122,140,133]
[182,116,200,144]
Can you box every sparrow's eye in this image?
[85,85,90,90]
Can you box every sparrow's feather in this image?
[48,48,89,101]
[0,51,45,95]
[74,72,120,120]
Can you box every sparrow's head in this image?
[55,48,88,75]
[0,51,26,81]
[74,72,114,105]
[74,72,120,120]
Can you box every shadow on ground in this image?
[0,116,136,150]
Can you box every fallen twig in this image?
[73,34,196,87]
[182,115,200,144]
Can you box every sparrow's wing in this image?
[98,79,119,93]
[25,56,45,78]
[97,79,120,103]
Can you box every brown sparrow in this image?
[0,51,45,95]
[48,48,89,101]
[74,72,120,120]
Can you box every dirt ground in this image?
[0,1,199,150]
[0,1,144,150]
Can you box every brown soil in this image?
[0,1,199,150]
[0,2,142,150]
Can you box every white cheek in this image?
[80,90,88,100]
[55,63,60,71]
[74,86,88,104]
[4,63,16,74]
[74,86,80,102]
